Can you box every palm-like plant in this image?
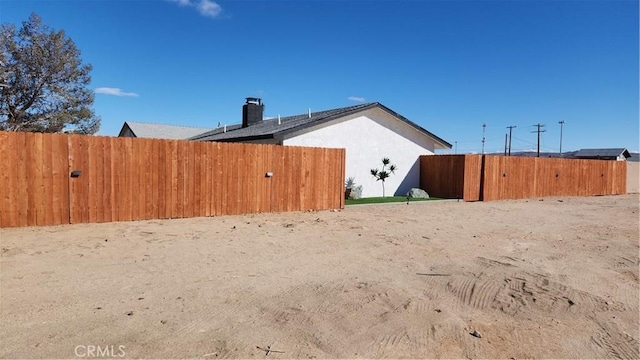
[370,157,397,197]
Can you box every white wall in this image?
[283,108,437,197]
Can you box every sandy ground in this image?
[1,195,639,359]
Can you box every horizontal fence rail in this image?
[420,154,627,201]
[0,131,345,228]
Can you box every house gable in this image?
[283,108,441,197]
[118,122,135,137]
[280,107,441,151]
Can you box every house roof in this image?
[190,102,452,149]
[119,121,214,140]
[573,148,631,159]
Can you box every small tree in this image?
[370,157,397,197]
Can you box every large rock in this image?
[406,188,429,199]
[346,185,363,199]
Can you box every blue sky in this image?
[1,0,638,153]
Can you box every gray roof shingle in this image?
[190,102,452,148]
[120,121,214,140]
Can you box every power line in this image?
[511,136,557,152]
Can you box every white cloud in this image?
[348,96,365,102]
[197,0,222,18]
[95,87,139,97]
[169,0,222,18]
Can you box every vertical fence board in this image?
[268,146,278,213]
[141,138,151,220]
[193,141,202,217]
[40,134,54,226]
[59,134,70,225]
[24,133,39,226]
[227,143,238,215]
[0,132,11,227]
[208,142,215,216]
[175,141,184,219]
[219,143,228,216]
[109,137,120,222]
[91,136,102,223]
[102,137,113,223]
[211,142,221,216]
[14,133,28,227]
[147,139,156,219]
[161,140,171,219]
[169,140,178,219]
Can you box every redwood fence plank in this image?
[0,132,12,227]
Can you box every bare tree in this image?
[1,13,100,134]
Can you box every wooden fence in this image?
[0,131,345,228]
[420,154,627,201]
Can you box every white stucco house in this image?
[188,98,451,197]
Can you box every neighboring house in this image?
[191,98,451,197]
[573,148,631,161]
[118,121,214,140]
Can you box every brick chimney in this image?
[242,97,264,128]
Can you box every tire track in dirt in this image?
[609,257,640,312]
[368,323,440,358]
[418,259,616,317]
[252,279,405,356]
[591,322,640,359]
[493,272,614,315]
[446,277,503,311]
[175,286,262,335]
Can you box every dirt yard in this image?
[1,195,638,359]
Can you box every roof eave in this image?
[201,134,275,143]
[275,103,379,139]
[374,103,453,149]
[276,103,452,149]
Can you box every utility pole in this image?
[507,125,516,156]
[454,141,458,155]
[481,123,486,154]
[504,133,508,156]
[531,123,546,157]
[558,120,565,157]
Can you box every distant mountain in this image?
[507,151,577,158]
[506,150,639,162]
